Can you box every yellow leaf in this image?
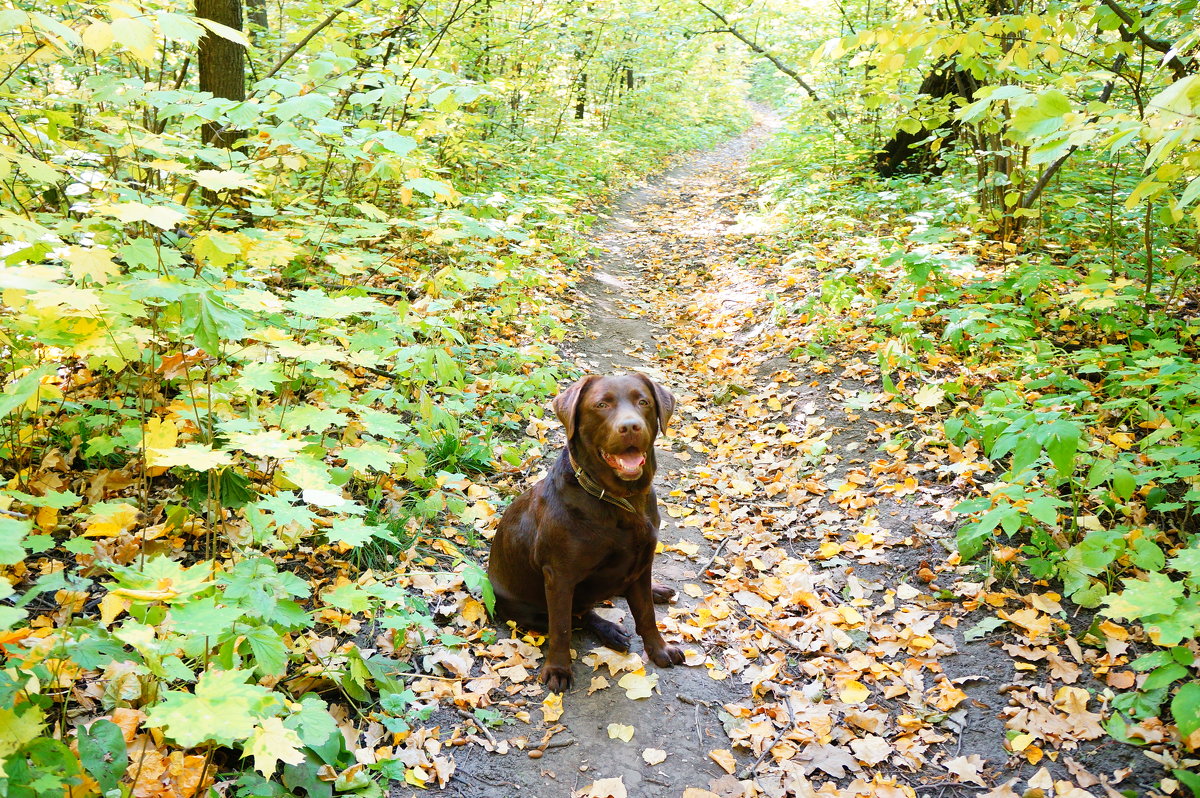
[149,444,233,471]
[142,417,178,466]
[99,592,130,626]
[1108,431,1135,449]
[606,723,634,742]
[1008,732,1034,752]
[35,505,57,531]
[708,748,737,774]
[839,679,870,704]
[95,201,186,231]
[244,717,305,776]
[816,541,842,559]
[616,671,658,700]
[84,502,140,538]
[541,692,563,722]
[579,777,626,798]
[81,20,114,53]
[642,747,666,765]
[0,706,44,759]
[65,245,120,285]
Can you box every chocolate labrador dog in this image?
[487,373,684,692]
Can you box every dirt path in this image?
[428,110,1162,798]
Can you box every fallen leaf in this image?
[642,747,667,765]
[541,692,563,723]
[607,723,634,742]
[576,776,626,798]
[617,671,658,699]
[708,749,737,775]
[944,754,987,786]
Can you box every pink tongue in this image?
[616,453,645,471]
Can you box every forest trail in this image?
[429,111,1163,798]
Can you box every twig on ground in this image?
[456,708,499,750]
[700,535,732,574]
[738,693,796,781]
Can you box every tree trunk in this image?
[875,64,978,177]
[196,0,246,148]
[575,70,586,120]
[245,0,268,40]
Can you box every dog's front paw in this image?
[651,583,677,604]
[539,662,573,693]
[590,618,631,652]
[648,643,685,668]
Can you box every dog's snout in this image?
[616,416,644,436]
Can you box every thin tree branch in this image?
[1098,0,1188,78]
[262,0,367,81]
[696,1,820,101]
[1020,55,1127,210]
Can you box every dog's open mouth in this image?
[601,447,646,480]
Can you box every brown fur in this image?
[487,373,683,692]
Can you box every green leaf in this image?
[1044,421,1080,477]
[462,561,495,615]
[1171,682,1200,739]
[78,719,128,793]
[326,517,394,547]
[1143,663,1188,690]
[244,626,289,677]
[0,705,44,759]
[1176,769,1200,798]
[170,596,244,637]
[1102,572,1185,621]
[963,615,1005,642]
[0,365,53,418]
[145,669,277,747]
[0,515,31,565]
[1112,468,1136,500]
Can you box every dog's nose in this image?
[617,418,644,435]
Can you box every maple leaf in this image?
[243,717,306,775]
[0,705,44,759]
[1102,572,1185,621]
[83,501,141,538]
[95,200,187,230]
[145,669,277,747]
[226,429,308,460]
[64,244,120,284]
[149,444,234,471]
[849,734,892,766]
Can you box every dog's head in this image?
[553,373,675,482]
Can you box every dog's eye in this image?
[638,398,651,406]
[595,401,608,409]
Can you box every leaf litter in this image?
[418,113,1187,796]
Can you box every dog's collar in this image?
[568,451,638,513]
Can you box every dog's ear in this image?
[633,373,675,433]
[552,375,597,441]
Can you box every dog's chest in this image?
[573,517,655,600]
